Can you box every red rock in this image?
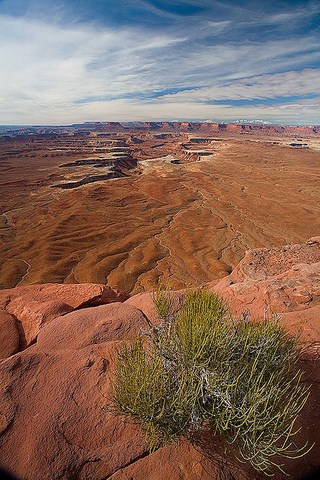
[0,302,148,480]
[284,305,320,343]
[5,298,74,348]
[0,311,19,360]
[110,440,248,480]
[0,283,128,312]
[37,302,145,351]
[0,284,128,352]
[125,289,185,326]
[211,238,320,319]
[125,291,157,322]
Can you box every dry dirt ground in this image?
[0,131,319,294]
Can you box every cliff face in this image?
[67,121,320,136]
[0,238,319,480]
[135,122,320,136]
[2,122,319,138]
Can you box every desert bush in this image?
[111,288,312,475]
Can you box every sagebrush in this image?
[112,288,312,476]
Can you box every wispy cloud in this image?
[0,14,186,117]
[0,0,319,124]
[155,69,320,102]
[65,96,320,125]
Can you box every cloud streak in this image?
[0,0,319,124]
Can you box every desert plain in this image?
[1,123,319,294]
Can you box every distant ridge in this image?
[70,121,320,136]
[1,122,319,137]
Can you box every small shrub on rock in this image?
[112,289,312,476]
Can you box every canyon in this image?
[1,123,319,294]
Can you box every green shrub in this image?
[111,288,312,475]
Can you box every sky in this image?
[0,0,319,125]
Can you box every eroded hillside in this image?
[0,129,319,293]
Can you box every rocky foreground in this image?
[0,238,319,479]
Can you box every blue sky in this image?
[0,0,319,124]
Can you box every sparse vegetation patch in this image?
[112,288,312,476]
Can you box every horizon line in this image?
[0,120,320,128]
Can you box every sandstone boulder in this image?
[0,283,128,354]
[0,302,147,480]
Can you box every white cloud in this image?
[0,8,319,124]
[0,14,186,112]
[156,69,320,103]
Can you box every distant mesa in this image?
[1,122,320,138]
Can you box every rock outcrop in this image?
[212,236,320,342]
[0,284,128,356]
[0,239,319,479]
